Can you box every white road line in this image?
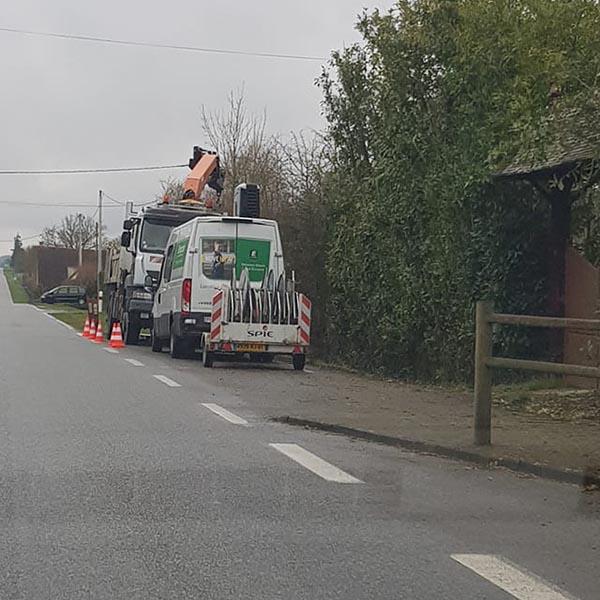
[102,347,119,354]
[201,403,249,426]
[153,374,182,388]
[125,358,144,367]
[304,368,315,374]
[269,443,363,483]
[451,554,576,600]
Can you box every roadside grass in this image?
[493,376,566,408]
[3,268,30,303]
[51,309,109,336]
[492,377,600,421]
[35,302,86,312]
[51,309,88,331]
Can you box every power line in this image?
[102,192,126,206]
[0,200,122,208]
[0,164,187,175]
[0,232,41,243]
[0,26,326,62]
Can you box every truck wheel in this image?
[202,344,214,368]
[170,330,188,359]
[292,354,306,371]
[151,328,162,353]
[123,316,140,346]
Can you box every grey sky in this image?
[0,0,393,255]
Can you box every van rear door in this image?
[190,219,281,315]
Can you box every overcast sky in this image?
[0,0,394,256]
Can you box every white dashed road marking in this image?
[451,554,576,600]
[102,347,119,354]
[153,374,182,388]
[269,443,363,483]
[201,403,249,426]
[125,358,144,367]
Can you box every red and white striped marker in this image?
[299,294,311,345]
[210,289,224,342]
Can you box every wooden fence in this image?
[474,301,600,445]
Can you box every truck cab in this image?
[105,205,218,344]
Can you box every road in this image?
[0,274,598,599]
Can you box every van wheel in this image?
[292,354,306,371]
[170,330,188,359]
[151,328,162,352]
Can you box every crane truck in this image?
[104,147,224,344]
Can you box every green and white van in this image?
[151,215,285,357]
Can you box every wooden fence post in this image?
[474,301,493,445]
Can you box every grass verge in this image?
[51,309,108,335]
[3,268,30,303]
[51,310,88,331]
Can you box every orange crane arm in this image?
[182,146,223,203]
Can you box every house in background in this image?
[23,246,98,295]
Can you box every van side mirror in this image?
[123,219,133,231]
[121,231,131,247]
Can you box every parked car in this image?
[40,285,87,306]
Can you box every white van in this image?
[151,215,285,357]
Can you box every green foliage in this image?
[11,234,25,273]
[3,268,30,303]
[320,0,600,381]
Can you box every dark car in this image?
[40,285,87,306]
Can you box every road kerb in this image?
[272,417,599,488]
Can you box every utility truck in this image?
[104,147,223,344]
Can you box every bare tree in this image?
[155,177,186,204]
[40,213,98,250]
[201,87,285,215]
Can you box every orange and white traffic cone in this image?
[88,319,97,341]
[109,321,125,349]
[82,315,91,338]
[93,320,104,344]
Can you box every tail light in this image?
[182,278,192,315]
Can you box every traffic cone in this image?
[88,319,97,341]
[82,316,91,338]
[109,321,125,349]
[93,320,104,344]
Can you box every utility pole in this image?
[78,213,83,268]
[97,190,103,313]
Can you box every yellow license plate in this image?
[236,343,266,352]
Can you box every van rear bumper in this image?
[172,312,211,337]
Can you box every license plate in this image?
[140,313,150,319]
[236,343,266,353]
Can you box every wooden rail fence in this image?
[474,301,600,445]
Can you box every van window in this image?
[200,237,271,282]
[163,245,175,282]
[170,237,189,280]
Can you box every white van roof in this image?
[190,215,277,226]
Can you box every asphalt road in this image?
[1,275,598,599]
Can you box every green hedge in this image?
[319,0,600,382]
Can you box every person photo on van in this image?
[249,248,258,260]
[212,242,225,279]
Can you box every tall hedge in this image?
[320,0,600,381]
